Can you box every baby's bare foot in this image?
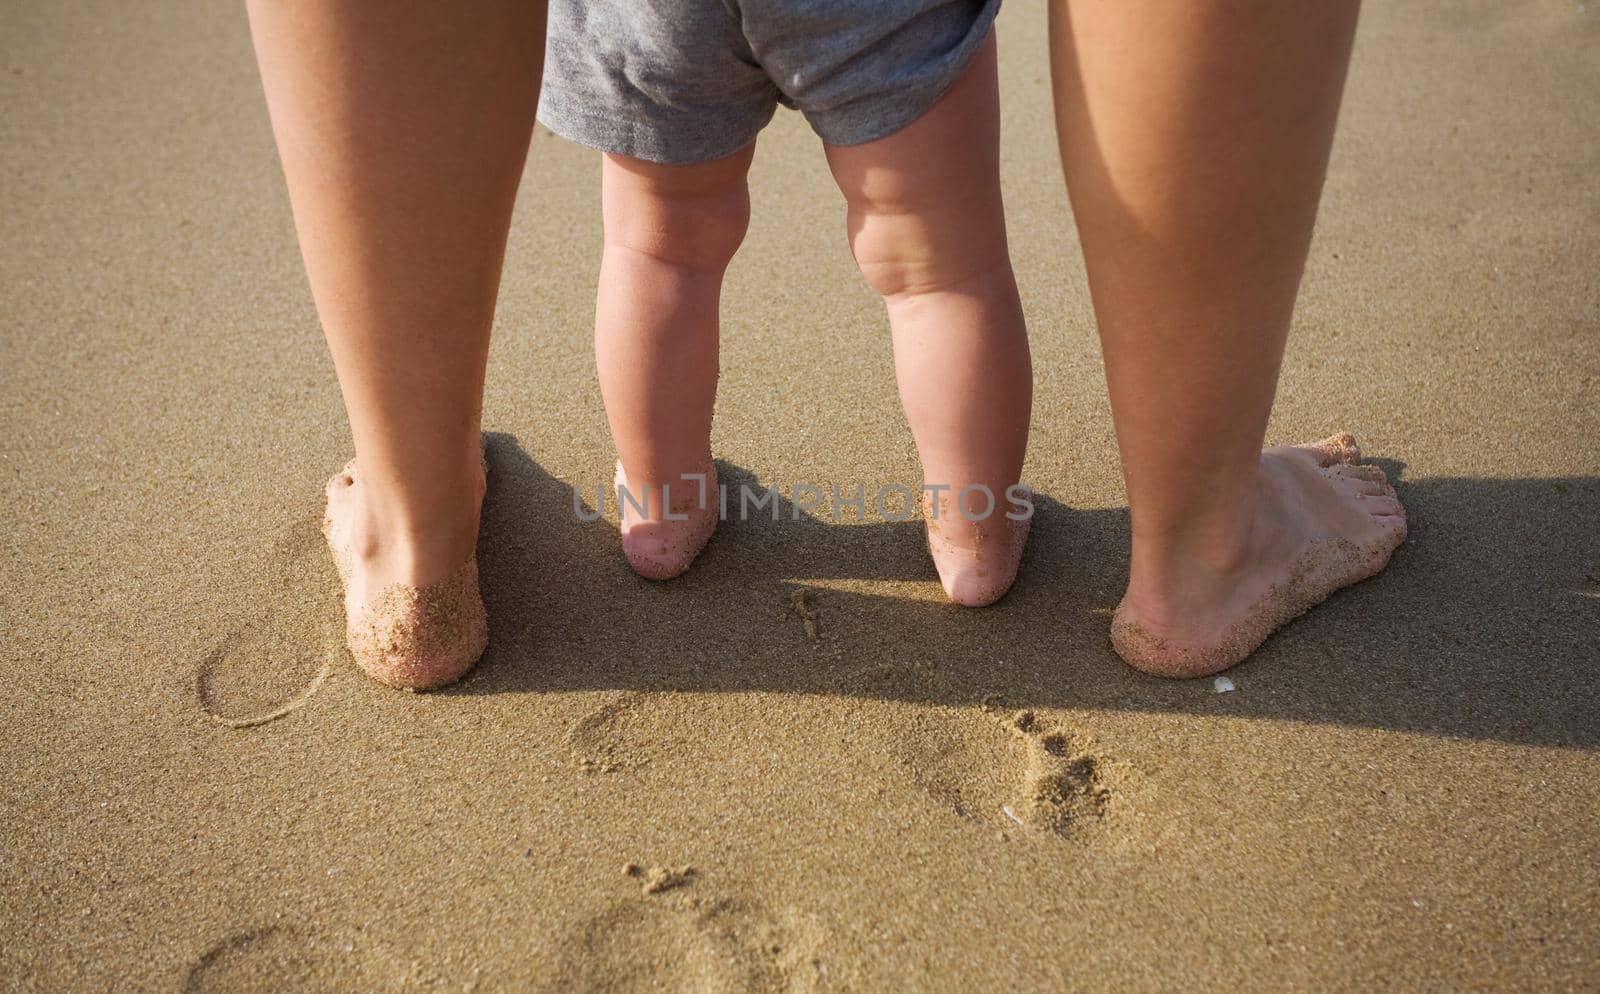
[1111,434,1406,677]
[614,460,719,581]
[924,488,1031,607]
[322,458,487,690]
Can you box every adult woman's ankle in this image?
[375,516,479,582]
[351,469,485,587]
[1127,480,1269,591]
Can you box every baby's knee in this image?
[845,204,1010,299]
[604,181,750,272]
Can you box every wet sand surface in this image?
[3,1,1598,990]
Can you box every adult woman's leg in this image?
[247,0,546,687]
[1049,0,1405,676]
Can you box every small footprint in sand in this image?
[566,692,749,775]
[566,693,653,773]
[866,686,1137,846]
[194,517,344,729]
[184,923,399,992]
[997,710,1114,839]
[541,887,831,994]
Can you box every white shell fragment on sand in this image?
[1212,676,1236,693]
[1002,805,1024,826]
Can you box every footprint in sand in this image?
[846,664,1138,846]
[566,693,655,773]
[184,923,401,992]
[566,692,745,774]
[194,517,344,729]
[997,709,1117,840]
[542,888,830,994]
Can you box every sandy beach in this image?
[3,0,1598,990]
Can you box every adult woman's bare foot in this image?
[614,460,719,581]
[924,489,1032,608]
[321,459,488,690]
[1110,434,1406,678]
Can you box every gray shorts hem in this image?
[536,102,774,166]
[802,14,999,148]
[536,0,999,163]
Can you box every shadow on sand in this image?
[449,433,1599,751]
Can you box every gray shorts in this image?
[536,0,1001,165]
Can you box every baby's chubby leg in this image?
[824,35,1033,607]
[595,146,754,579]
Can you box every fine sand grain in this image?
[2,1,1598,990]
